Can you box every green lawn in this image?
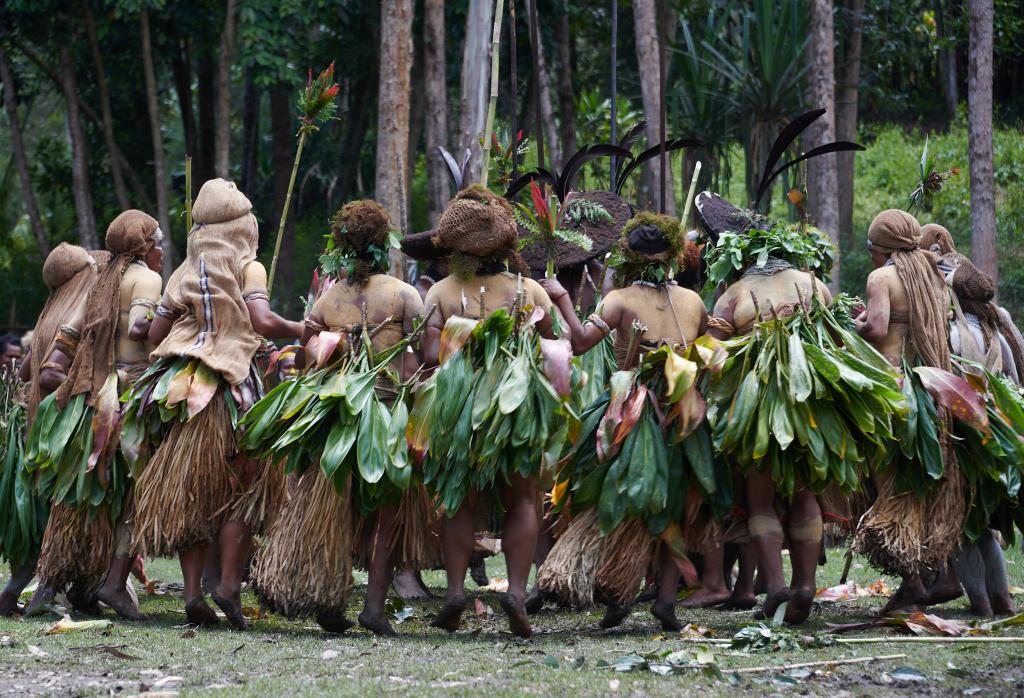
[3,545,1024,697]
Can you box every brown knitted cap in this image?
[434,186,517,259]
[42,242,94,290]
[919,223,957,256]
[952,259,996,302]
[192,178,252,225]
[332,199,391,250]
[868,209,921,253]
[106,209,159,257]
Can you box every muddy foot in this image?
[185,597,220,626]
[316,610,354,634]
[209,588,248,630]
[679,588,732,609]
[991,592,1017,617]
[651,600,682,631]
[96,584,146,621]
[66,587,103,617]
[879,577,928,616]
[0,592,22,617]
[756,589,793,621]
[24,585,56,617]
[598,603,631,629]
[524,584,543,615]
[357,609,396,636]
[500,594,532,639]
[393,570,432,602]
[721,594,757,610]
[429,596,466,632]
[469,557,489,587]
[783,587,815,625]
[924,569,964,606]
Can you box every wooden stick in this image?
[508,0,518,181]
[185,154,193,233]
[480,0,506,187]
[679,160,701,229]
[609,0,618,190]
[268,130,307,295]
[675,635,1024,645]
[733,653,906,675]
[527,0,544,170]
[658,23,667,213]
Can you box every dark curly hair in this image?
[330,199,392,284]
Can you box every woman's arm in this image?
[538,278,615,354]
[247,298,304,340]
[855,272,891,343]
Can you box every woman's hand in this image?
[538,278,569,302]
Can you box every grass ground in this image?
[3,545,1024,697]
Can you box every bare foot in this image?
[316,610,354,634]
[96,584,146,621]
[524,584,543,614]
[357,609,396,636]
[393,570,432,601]
[66,586,103,616]
[924,567,963,606]
[185,597,220,626]
[0,591,21,617]
[879,577,928,616]
[679,587,732,609]
[500,593,532,639]
[721,593,757,610]
[209,587,248,630]
[991,591,1016,617]
[757,589,793,621]
[429,596,466,632]
[651,600,682,631]
[783,587,815,625]
[24,585,56,617]
[598,603,631,629]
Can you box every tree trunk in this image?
[459,0,494,184]
[525,1,561,170]
[240,66,260,198]
[377,0,414,279]
[554,10,576,161]
[632,0,675,215]
[408,35,425,221]
[968,0,997,287]
[934,0,959,124]
[0,47,49,257]
[57,44,98,250]
[836,0,864,249]
[82,0,129,211]
[140,11,173,277]
[424,0,450,224]
[805,0,840,289]
[197,52,216,186]
[269,85,295,306]
[215,0,237,178]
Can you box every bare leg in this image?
[979,530,1015,615]
[359,507,398,635]
[393,570,431,601]
[953,541,993,617]
[180,545,218,625]
[430,493,475,632]
[0,556,37,616]
[680,544,731,608]
[96,521,145,620]
[725,543,758,609]
[651,545,683,630]
[746,468,787,616]
[210,521,252,629]
[499,473,539,638]
[784,489,821,625]
[201,540,221,595]
[525,514,555,614]
[880,574,929,615]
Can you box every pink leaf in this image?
[913,366,990,433]
[187,362,220,419]
[315,332,344,368]
[539,338,573,398]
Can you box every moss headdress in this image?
[609,212,685,286]
[433,185,527,280]
[321,199,400,284]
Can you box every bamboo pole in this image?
[675,635,1024,645]
[480,0,506,187]
[185,155,193,233]
[733,653,907,675]
[527,0,544,170]
[609,0,618,190]
[268,130,307,295]
[508,0,519,180]
[658,22,667,213]
[679,161,701,228]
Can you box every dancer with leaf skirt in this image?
[242,199,431,635]
[704,201,907,625]
[123,179,302,629]
[408,185,573,638]
[24,214,163,619]
[852,209,967,614]
[0,244,102,616]
[538,212,730,631]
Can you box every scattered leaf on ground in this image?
[889,666,929,682]
[43,615,112,635]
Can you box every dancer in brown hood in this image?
[130,178,301,629]
[0,244,106,617]
[24,212,163,620]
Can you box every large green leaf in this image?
[356,398,390,484]
[321,416,358,479]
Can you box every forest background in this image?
[0,0,1021,328]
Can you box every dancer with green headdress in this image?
[538,211,730,631]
